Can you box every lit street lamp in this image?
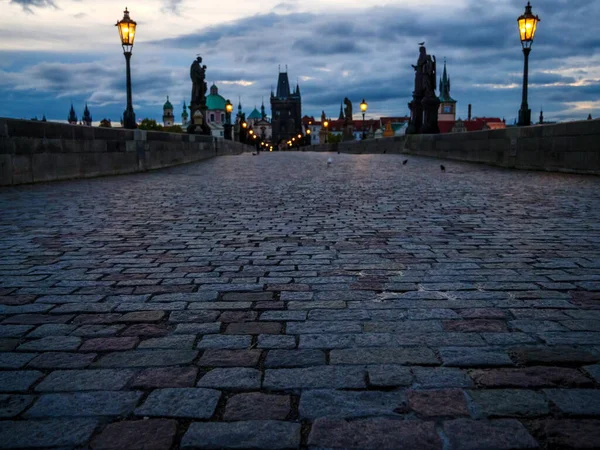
[116,8,137,129]
[360,99,368,139]
[517,2,540,126]
[225,99,233,140]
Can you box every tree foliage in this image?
[138,118,163,131]
[327,133,343,144]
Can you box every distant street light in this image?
[116,7,137,129]
[517,2,540,126]
[225,99,233,140]
[360,99,368,139]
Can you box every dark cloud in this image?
[10,0,56,13]
[162,0,183,14]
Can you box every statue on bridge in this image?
[407,44,440,135]
[188,56,211,135]
[190,56,207,110]
[342,97,354,141]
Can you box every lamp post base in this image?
[517,108,531,127]
[123,109,136,129]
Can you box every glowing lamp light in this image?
[116,7,136,52]
[306,129,311,134]
[298,134,302,139]
[360,99,368,113]
[225,100,233,114]
[249,129,254,135]
[323,120,329,128]
[242,122,247,129]
[518,2,540,49]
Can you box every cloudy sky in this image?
[0,0,598,124]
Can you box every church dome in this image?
[206,85,226,111]
[163,96,173,111]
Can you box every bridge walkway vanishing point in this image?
[0,152,599,449]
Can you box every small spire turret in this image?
[68,103,78,124]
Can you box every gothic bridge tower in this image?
[270,67,302,145]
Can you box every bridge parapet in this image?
[0,118,246,186]
[311,119,600,175]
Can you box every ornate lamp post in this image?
[517,2,540,126]
[225,99,233,140]
[360,99,368,139]
[116,8,137,129]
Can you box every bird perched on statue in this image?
[440,165,446,172]
[418,42,425,46]
[403,160,408,165]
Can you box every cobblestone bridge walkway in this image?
[1,152,600,449]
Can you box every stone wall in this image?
[0,118,247,186]
[311,119,600,175]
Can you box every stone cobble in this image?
[1,152,600,448]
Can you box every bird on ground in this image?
[440,165,446,172]
[337,151,340,154]
[383,150,387,154]
[327,157,332,167]
[252,153,257,156]
[403,160,408,165]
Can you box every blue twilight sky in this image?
[0,0,598,124]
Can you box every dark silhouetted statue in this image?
[188,56,211,135]
[342,97,354,141]
[407,44,440,134]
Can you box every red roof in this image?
[439,118,505,134]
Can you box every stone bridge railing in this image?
[312,119,600,175]
[0,118,248,186]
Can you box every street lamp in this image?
[360,99,368,139]
[517,2,540,126]
[225,99,233,140]
[116,7,137,129]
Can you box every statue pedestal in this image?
[342,125,355,141]
[407,97,423,135]
[319,129,328,144]
[188,109,211,136]
[421,95,441,134]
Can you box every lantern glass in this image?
[360,99,368,112]
[116,8,137,52]
[323,121,329,128]
[517,2,540,49]
[226,101,233,113]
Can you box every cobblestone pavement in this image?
[1,152,600,449]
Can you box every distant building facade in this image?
[438,61,457,122]
[182,102,189,127]
[248,101,272,141]
[206,84,227,138]
[271,69,302,144]
[163,97,174,127]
